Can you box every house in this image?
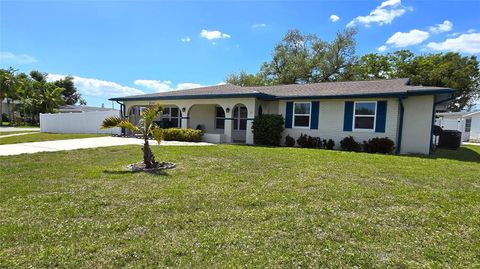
[58,104,117,113]
[436,111,480,142]
[110,78,456,154]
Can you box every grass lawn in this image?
[1,145,479,268]
[0,133,109,145]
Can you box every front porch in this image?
[125,99,258,144]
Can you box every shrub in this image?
[340,136,361,151]
[363,137,395,154]
[285,135,295,147]
[1,113,9,122]
[324,139,335,150]
[161,128,203,142]
[297,133,322,148]
[252,114,285,146]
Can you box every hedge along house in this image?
[110,78,455,154]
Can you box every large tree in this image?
[54,76,82,105]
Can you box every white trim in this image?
[352,101,377,132]
[293,102,311,129]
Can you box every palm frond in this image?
[101,116,123,129]
[142,104,163,127]
[150,127,163,145]
[117,120,141,133]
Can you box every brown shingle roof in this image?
[110,78,455,101]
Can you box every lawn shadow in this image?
[102,169,170,176]
[410,146,480,163]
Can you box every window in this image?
[465,119,472,132]
[215,106,225,129]
[293,102,311,128]
[353,101,376,130]
[162,107,181,128]
[233,106,248,130]
[258,106,263,116]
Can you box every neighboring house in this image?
[436,111,480,142]
[110,78,455,154]
[58,104,116,113]
[1,99,21,116]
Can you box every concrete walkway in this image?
[0,136,214,156]
[0,127,40,132]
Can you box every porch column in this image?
[224,108,233,143]
[180,105,190,129]
[181,117,189,129]
[246,120,254,144]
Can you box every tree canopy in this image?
[226,29,480,111]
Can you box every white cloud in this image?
[180,36,191,43]
[200,29,231,40]
[378,45,388,52]
[252,23,267,28]
[429,20,453,33]
[330,14,340,22]
[0,51,37,64]
[386,29,430,47]
[134,79,204,92]
[427,33,480,54]
[47,74,144,97]
[347,0,407,27]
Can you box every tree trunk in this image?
[142,136,156,168]
[0,97,3,126]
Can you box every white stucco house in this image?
[436,111,480,142]
[110,78,456,154]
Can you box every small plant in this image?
[1,113,9,122]
[324,139,335,150]
[340,136,361,152]
[101,104,165,169]
[161,128,203,142]
[363,137,395,154]
[297,133,322,148]
[251,114,285,146]
[285,135,295,147]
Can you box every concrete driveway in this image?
[0,127,40,132]
[0,136,213,156]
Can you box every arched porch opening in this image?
[231,103,248,142]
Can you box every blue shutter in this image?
[375,101,387,133]
[285,102,293,128]
[343,101,354,131]
[310,101,319,129]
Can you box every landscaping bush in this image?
[285,135,295,147]
[161,128,203,142]
[297,133,322,148]
[2,113,9,122]
[252,114,285,146]
[324,139,335,150]
[340,136,361,152]
[363,137,395,154]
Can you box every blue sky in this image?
[1,0,479,108]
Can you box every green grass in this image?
[0,133,109,145]
[1,145,479,268]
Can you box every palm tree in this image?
[101,105,164,168]
[0,68,17,124]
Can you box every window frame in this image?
[233,105,248,131]
[465,118,472,132]
[293,102,311,129]
[352,101,377,132]
[162,106,181,128]
[215,105,225,130]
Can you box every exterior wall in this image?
[469,115,480,142]
[400,95,434,154]
[188,104,221,134]
[40,110,121,134]
[124,98,256,144]
[277,98,400,150]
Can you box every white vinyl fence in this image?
[40,110,121,134]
